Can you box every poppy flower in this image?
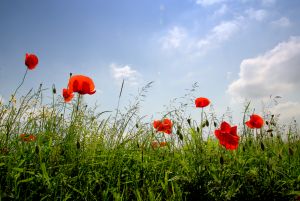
[153,118,172,134]
[246,114,264,129]
[160,141,167,147]
[215,121,239,150]
[68,75,96,95]
[151,141,159,148]
[195,97,210,108]
[151,141,167,148]
[62,88,74,102]
[25,53,38,70]
[20,133,36,142]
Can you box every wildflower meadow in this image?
[0,54,299,200]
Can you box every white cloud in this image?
[196,0,227,6]
[161,26,186,49]
[271,17,291,28]
[261,0,276,6]
[110,64,141,86]
[159,17,243,56]
[245,8,268,21]
[196,19,241,52]
[270,101,300,122]
[227,36,300,100]
[213,4,228,17]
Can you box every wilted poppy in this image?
[151,141,159,148]
[160,141,167,147]
[153,118,172,134]
[25,53,38,70]
[195,97,210,108]
[215,121,239,150]
[246,114,264,129]
[68,75,96,95]
[62,88,74,102]
[20,133,36,142]
[151,141,167,148]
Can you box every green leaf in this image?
[18,177,34,184]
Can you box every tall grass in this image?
[0,80,299,201]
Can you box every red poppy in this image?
[215,121,239,150]
[62,88,74,102]
[245,114,264,129]
[195,97,210,108]
[153,118,172,134]
[20,133,36,142]
[25,53,38,70]
[68,75,96,95]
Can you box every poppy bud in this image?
[52,84,56,94]
[35,145,39,154]
[205,120,209,127]
[220,156,224,165]
[260,142,265,151]
[289,147,294,156]
[77,140,80,150]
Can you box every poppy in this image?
[245,114,264,129]
[20,133,36,142]
[195,97,210,108]
[160,141,167,147]
[151,141,159,148]
[153,118,172,134]
[68,75,96,95]
[215,121,239,150]
[62,88,74,102]
[25,53,38,70]
[151,141,167,148]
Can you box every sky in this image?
[1,0,300,125]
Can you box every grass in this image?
[0,79,299,201]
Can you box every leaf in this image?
[18,177,34,184]
[12,168,24,173]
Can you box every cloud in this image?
[161,26,187,49]
[213,4,228,17]
[271,17,291,28]
[245,8,268,21]
[261,0,276,6]
[196,19,242,53]
[110,64,141,86]
[270,101,300,122]
[196,0,227,6]
[159,17,243,56]
[227,36,300,100]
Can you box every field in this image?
[0,58,299,201]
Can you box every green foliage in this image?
[0,87,299,201]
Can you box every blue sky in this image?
[1,0,300,125]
